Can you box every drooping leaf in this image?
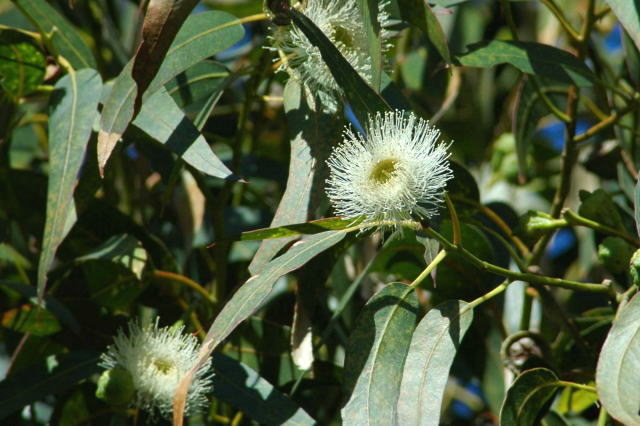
[605,0,640,53]
[249,79,341,274]
[13,0,96,69]
[229,217,359,244]
[0,30,46,98]
[397,300,473,426]
[1,303,61,336]
[397,0,451,65]
[210,353,316,425]
[342,283,419,425]
[0,351,101,419]
[37,69,102,300]
[500,367,560,426]
[289,8,391,125]
[131,0,200,109]
[356,0,382,91]
[98,11,244,174]
[132,88,236,180]
[457,40,595,88]
[174,230,348,423]
[596,292,640,425]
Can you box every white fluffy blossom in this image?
[270,0,392,109]
[326,111,453,228]
[99,319,213,420]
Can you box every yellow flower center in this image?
[152,358,173,375]
[331,24,354,49]
[369,158,398,184]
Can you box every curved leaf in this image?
[500,367,560,426]
[132,88,236,180]
[37,69,102,300]
[342,283,419,425]
[13,0,96,69]
[596,292,640,425]
[98,10,244,173]
[458,40,595,88]
[397,300,473,426]
[398,0,451,65]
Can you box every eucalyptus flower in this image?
[270,0,392,110]
[99,319,213,420]
[326,110,453,228]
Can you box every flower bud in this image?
[96,366,135,407]
[629,249,640,285]
[598,236,635,275]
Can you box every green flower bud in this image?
[518,211,566,242]
[598,236,635,275]
[96,366,134,407]
[629,249,640,286]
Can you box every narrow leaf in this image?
[342,283,419,425]
[131,0,199,109]
[500,367,560,426]
[174,230,347,424]
[249,79,341,274]
[397,300,473,426]
[356,0,382,90]
[37,69,102,300]
[13,0,96,69]
[1,304,61,336]
[289,8,391,125]
[596,292,640,425]
[458,40,595,87]
[0,351,101,419]
[132,88,236,180]
[234,217,359,244]
[605,0,640,53]
[398,0,451,64]
[98,11,244,173]
[211,353,316,425]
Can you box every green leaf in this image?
[196,230,347,373]
[0,351,101,419]
[13,0,96,69]
[500,367,560,426]
[249,79,341,274]
[37,69,102,300]
[132,88,236,180]
[0,30,46,98]
[211,353,316,425]
[356,0,382,91]
[605,0,640,53]
[397,0,451,64]
[457,40,595,88]
[232,217,359,243]
[130,0,199,109]
[98,10,244,173]
[1,303,61,336]
[342,283,419,425]
[596,292,640,425]
[289,8,391,125]
[165,60,230,108]
[76,234,147,280]
[397,300,473,425]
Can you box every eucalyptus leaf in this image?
[397,300,473,426]
[0,30,46,98]
[596,292,640,425]
[342,283,419,425]
[605,0,640,53]
[500,367,560,426]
